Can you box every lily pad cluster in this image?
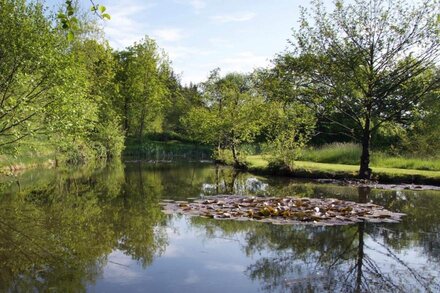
[161,196,405,226]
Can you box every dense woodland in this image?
[0,0,439,179]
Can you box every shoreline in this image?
[2,155,440,190]
[230,155,440,187]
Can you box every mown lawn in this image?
[246,155,440,182]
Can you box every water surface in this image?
[0,161,439,292]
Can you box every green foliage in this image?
[264,102,316,170]
[0,1,124,163]
[0,138,57,171]
[0,0,72,146]
[1,0,438,176]
[281,0,440,177]
[162,76,203,135]
[59,0,110,40]
[0,162,167,291]
[116,38,171,139]
[124,139,212,160]
[92,116,125,159]
[403,83,440,157]
[59,139,99,164]
[183,70,267,165]
[70,39,125,158]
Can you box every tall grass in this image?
[298,143,440,171]
[372,154,440,171]
[299,143,361,165]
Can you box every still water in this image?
[0,161,439,292]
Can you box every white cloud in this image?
[205,262,245,273]
[175,52,270,85]
[103,250,144,284]
[189,0,206,12]
[221,51,270,71]
[103,1,155,49]
[179,72,207,85]
[183,270,201,284]
[211,12,257,23]
[153,28,186,42]
[163,45,212,60]
[175,0,206,13]
[163,243,186,257]
[160,45,213,84]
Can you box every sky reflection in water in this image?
[0,161,439,292]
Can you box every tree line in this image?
[0,0,439,178]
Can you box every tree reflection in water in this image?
[0,161,168,292]
[192,185,440,292]
[1,163,439,292]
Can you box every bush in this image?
[92,117,125,159]
[62,140,97,165]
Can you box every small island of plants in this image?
[161,196,405,226]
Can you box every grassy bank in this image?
[296,143,440,171]
[0,138,114,174]
[0,141,58,173]
[245,155,440,185]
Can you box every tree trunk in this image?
[355,222,365,293]
[231,143,240,167]
[139,119,144,145]
[139,107,146,145]
[124,96,129,133]
[215,165,219,194]
[359,121,372,179]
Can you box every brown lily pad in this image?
[161,195,405,226]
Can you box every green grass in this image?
[299,143,362,165]
[245,155,440,183]
[0,140,57,172]
[298,143,440,171]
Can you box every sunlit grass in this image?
[246,155,440,180]
[0,139,56,172]
[299,143,361,165]
[298,143,440,171]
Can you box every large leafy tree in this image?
[183,70,267,166]
[116,38,170,142]
[254,69,316,170]
[71,39,125,158]
[281,0,439,178]
[0,0,93,149]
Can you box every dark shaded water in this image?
[0,161,439,292]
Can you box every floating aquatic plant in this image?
[161,196,405,226]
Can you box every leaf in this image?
[99,5,106,13]
[102,13,111,20]
[67,7,74,16]
[67,31,74,42]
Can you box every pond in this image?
[0,161,439,292]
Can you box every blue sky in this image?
[48,0,315,84]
